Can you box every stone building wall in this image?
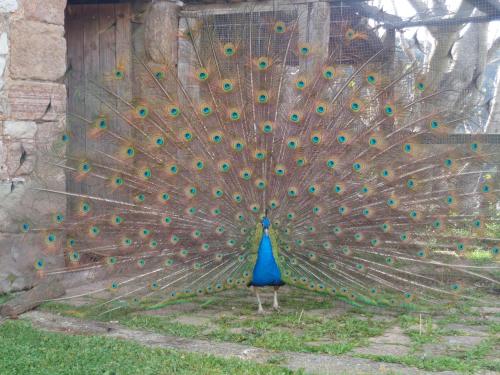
[0,0,67,293]
[0,0,182,294]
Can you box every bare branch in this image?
[354,2,402,25]
[432,0,449,16]
[407,0,433,18]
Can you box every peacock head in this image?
[261,209,271,230]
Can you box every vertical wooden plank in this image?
[65,3,135,263]
[114,3,133,206]
[66,3,134,201]
[83,4,101,141]
[99,4,117,143]
[115,2,133,139]
[66,5,85,198]
[130,0,148,101]
[83,4,100,196]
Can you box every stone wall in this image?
[0,0,67,293]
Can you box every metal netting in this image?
[180,0,500,134]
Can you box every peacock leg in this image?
[273,286,280,310]
[253,286,264,314]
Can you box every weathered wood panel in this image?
[65,3,133,262]
[66,3,133,186]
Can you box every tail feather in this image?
[21,3,499,313]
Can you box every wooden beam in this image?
[0,279,65,318]
[181,0,330,17]
[384,14,500,29]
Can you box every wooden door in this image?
[65,3,133,197]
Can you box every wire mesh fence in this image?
[180,0,500,135]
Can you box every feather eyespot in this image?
[274,21,286,33]
[222,43,236,57]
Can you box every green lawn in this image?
[0,320,294,375]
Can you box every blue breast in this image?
[250,233,283,286]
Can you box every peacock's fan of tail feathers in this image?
[23,3,499,313]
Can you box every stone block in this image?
[353,343,410,356]
[1,122,37,178]
[9,20,66,81]
[0,0,18,13]
[0,121,64,181]
[6,81,66,121]
[368,326,411,346]
[444,323,489,336]
[0,179,26,231]
[20,0,66,25]
[0,56,7,90]
[0,176,65,233]
[0,141,6,180]
[4,120,36,139]
[0,232,64,294]
[0,32,7,54]
[471,306,500,314]
[421,343,447,357]
[0,55,6,77]
[35,118,65,147]
[443,335,484,347]
[4,141,34,176]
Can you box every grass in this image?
[352,301,500,374]
[35,287,499,374]
[123,314,204,338]
[0,319,295,375]
[376,309,500,374]
[358,353,499,374]
[489,322,500,334]
[40,294,390,356]
[358,336,500,374]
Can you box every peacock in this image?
[20,1,499,315]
